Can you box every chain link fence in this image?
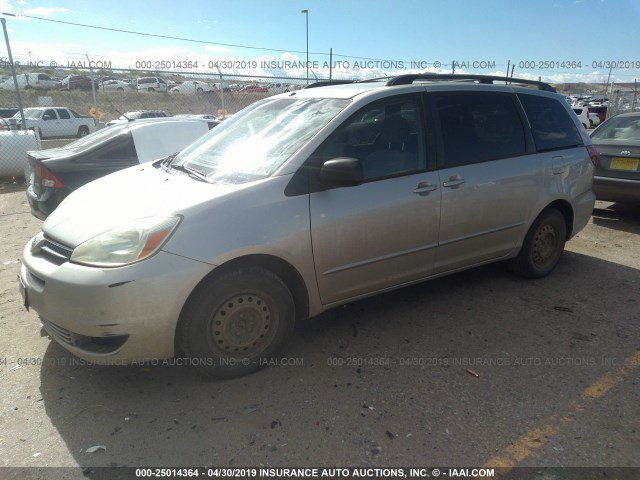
[605,88,640,118]
[0,66,313,179]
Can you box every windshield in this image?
[14,108,41,119]
[174,97,349,184]
[591,116,640,142]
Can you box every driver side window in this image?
[316,96,426,181]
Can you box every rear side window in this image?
[435,93,526,168]
[519,94,583,152]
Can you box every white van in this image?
[136,77,168,92]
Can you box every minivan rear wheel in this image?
[176,267,295,378]
[509,207,567,279]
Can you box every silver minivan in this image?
[19,74,597,377]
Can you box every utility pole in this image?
[86,54,98,127]
[329,48,332,81]
[301,10,309,84]
[1,18,25,125]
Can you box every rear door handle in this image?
[413,182,438,196]
[443,175,465,188]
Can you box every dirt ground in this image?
[0,180,639,479]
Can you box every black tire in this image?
[508,207,567,279]
[176,267,295,378]
[196,87,203,94]
[77,126,89,138]
[117,87,124,92]
[589,119,594,128]
[148,87,155,92]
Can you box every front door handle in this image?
[413,182,438,196]
[443,175,465,188]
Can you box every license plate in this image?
[17,274,29,311]
[610,157,639,171]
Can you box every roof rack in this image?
[304,80,356,89]
[386,73,556,92]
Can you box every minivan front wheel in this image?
[177,267,295,378]
[509,207,567,279]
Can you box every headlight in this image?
[70,216,181,267]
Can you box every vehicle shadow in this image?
[37,250,640,470]
[592,202,640,233]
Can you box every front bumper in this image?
[20,238,213,364]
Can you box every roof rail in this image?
[386,73,556,92]
[304,80,356,89]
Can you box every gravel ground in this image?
[0,181,639,479]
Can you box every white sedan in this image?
[99,79,133,91]
[170,80,215,94]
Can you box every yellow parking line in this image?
[482,351,640,473]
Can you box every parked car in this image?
[588,105,608,125]
[99,79,133,91]
[19,74,596,378]
[589,112,640,204]
[170,81,214,94]
[213,82,231,93]
[173,114,221,126]
[12,107,95,139]
[238,84,268,93]
[136,77,168,92]
[267,83,290,94]
[105,110,167,126]
[25,118,216,219]
[0,72,59,90]
[573,106,600,129]
[0,107,19,119]
[58,75,98,91]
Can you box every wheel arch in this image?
[544,199,574,239]
[176,254,310,340]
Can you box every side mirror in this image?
[319,157,364,187]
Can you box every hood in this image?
[43,163,236,247]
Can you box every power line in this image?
[0,11,409,65]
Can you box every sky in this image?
[0,0,639,85]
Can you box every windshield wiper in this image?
[162,152,178,166]
[167,163,211,183]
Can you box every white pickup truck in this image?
[13,107,96,139]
